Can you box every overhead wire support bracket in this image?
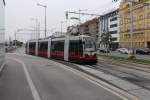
[67,11,101,17]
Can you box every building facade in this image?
[80,17,100,46]
[0,0,5,67]
[99,8,119,50]
[119,0,150,49]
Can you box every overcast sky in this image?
[5,0,120,42]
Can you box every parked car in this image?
[117,48,129,54]
[136,48,150,55]
[97,48,110,53]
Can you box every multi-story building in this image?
[80,17,100,46]
[99,8,119,50]
[0,0,5,67]
[119,0,150,49]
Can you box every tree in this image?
[100,32,112,51]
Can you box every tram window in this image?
[69,40,83,55]
[51,41,64,52]
[39,42,48,51]
[29,42,36,50]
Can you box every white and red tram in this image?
[25,35,97,64]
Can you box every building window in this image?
[147,23,150,28]
[110,24,117,28]
[111,37,117,41]
[133,16,136,21]
[147,12,150,18]
[110,17,117,22]
[120,20,123,25]
[110,31,117,34]
[139,15,143,20]
[147,5,150,9]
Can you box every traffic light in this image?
[65,11,68,19]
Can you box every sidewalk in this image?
[76,64,150,100]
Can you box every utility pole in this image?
[129,1,134,56]
[128,0,139,58]
[37,22,40,39]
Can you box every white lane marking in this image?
[0,62,6,73]
[7,57,41,100]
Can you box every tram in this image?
[26,35,97,64]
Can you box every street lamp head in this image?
[37,3,47,8]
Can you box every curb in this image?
[50,60,140,100]
[74,64,140,100]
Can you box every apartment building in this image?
[80,17,100,45]
[99,8,119,50]
[119,0,150,49]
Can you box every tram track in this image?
[97,59,150,75]
[88,61,150,91]
[52,60,132,92]
[98,58,150,72]
[52,59,150,92]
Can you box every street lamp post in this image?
[37,3,47,38]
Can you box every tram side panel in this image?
[29,42,36,55]
[64,36,69,61]
[38,41,48,57]
[50,40,65,60]
[69,40,83,63]
[48,38,51,58]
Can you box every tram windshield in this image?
[83,37,96,52]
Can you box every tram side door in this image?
[48,38,51,58]
[64,36,69,61]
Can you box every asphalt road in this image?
[0,53,122,100]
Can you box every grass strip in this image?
[98,53,150,65]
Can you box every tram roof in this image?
[28,35,91,42]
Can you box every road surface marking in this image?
[0,62,6,73]
[7,57,41,100]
